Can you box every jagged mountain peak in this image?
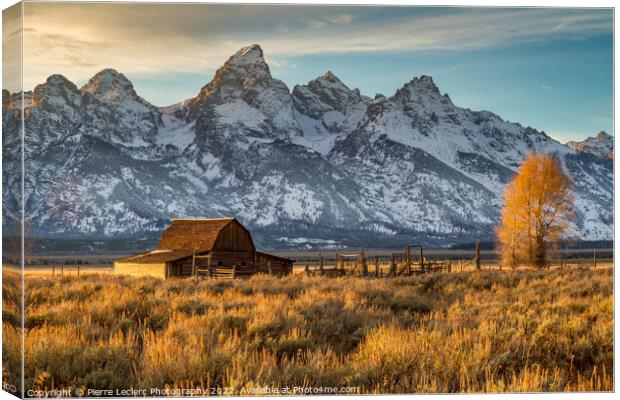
[566,131,614,159]
[387,74,457,120]
[307,70,361,97]
[293,70,369,119]
[308,71,354,93]
[185,44,300,140]
[83,68,129,86]
[32,74,81,109]
[230,44,265,65]
[417,74,436,84]
[72,68,162,147]
[34,74,79,95]
[596,131,612,140]
[42,74,77,89]
[80,68,141,104]
[396,75,443,98]
[219,44,270,78]
[196,44,275,100]
[319,70,341,83]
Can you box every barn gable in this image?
[115,217,290,279]
[156,218,255,253]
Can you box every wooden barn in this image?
[113,218,293,279]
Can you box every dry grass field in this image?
[2,266,613,395]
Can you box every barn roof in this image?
[256,251,295,263]
[156,217,236,252]
[115,249,194,264]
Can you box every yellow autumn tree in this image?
[496,152,573,268]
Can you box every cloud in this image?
[541,84,554,91]
[274,21,289,33]
[17,4,612,91]
[308,14,354,29]
[325,14,354,25]
[3,4,23,92]
[308,19,328,29]
[264,55,297,69]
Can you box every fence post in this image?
[405,246,411,275]
[191,250,196,277]
[77,265,80,277]
[593,251,597,269]
[61,265,64,276]
[232,264,237,279]
[419,245,425,272]
[52,265,55,276]
[390,254,396,277]
[375,256,380,278]
[361,250,367,277]
[475,241,481,270]
[319,253,324,276]
[305,265,310,276]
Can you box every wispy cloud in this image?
[17,4,613,91]
[3,4,23,92]
[325,14,354,25]
[541,84,554,91]
[308,14,354,29]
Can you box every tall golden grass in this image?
[2,267,613,395]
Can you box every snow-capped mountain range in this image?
[566,131,614,160]
[2,44,613,249]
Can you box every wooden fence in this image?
[21,245,611,279]
[293,244,611,278]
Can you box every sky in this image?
[5,3,614,142]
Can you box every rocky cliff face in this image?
[291,70,370,154]
[2,44,613,249]
[566,131,614,160]
[183,44,302,142]
[80,69,163,149]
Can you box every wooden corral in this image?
[114,218,293,279]
[301,245,453,277]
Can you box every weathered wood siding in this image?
[256,253,293,276]
[166,257,194,277]
[113,262,166,279]
[213,221,255,252]
[211,250,255,266]
[167,251,256,278]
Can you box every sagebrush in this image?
[2,267,613,394]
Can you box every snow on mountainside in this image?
[183,44,302,140]
[329,75,611,241]
[291,71,371,154]
[566,131,614,160]
[80,69,163,148]
[2,44,613,249]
